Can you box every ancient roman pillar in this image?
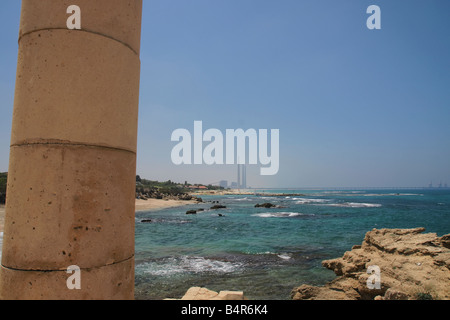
[0,0,142,299]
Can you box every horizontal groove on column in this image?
[0,255,135,273]
[18,28,139,56]
[11,140,136,155]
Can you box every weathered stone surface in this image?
[2,145,135,270]
[179,287,247,300]
[212,291,246,300]
[0,0,142,300]
[291,228,450,300]
[383,288,409,300]
[19,0,143,54]
[0,258,134,300]
[11,30,140,153]
[181,287,219,300]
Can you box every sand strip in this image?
[135,198,197,212]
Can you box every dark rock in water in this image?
[218,214,225,217]
[197,208,205,212]
[210,205,226,210]
[141,219,152,223]
[255,203,276,208]
[186,210,197,215]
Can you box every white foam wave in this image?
[252,212,305,218]
[234,197,250,201]
[327,202,381,208]
[362,193,421,197]
[277,254,292,260]
[139,256,243,276]
[294,198,329,204]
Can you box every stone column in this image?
[0,0,142,300]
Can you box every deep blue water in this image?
[134,189,450,300]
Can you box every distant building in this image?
[242,165,247,189]
[230,182,238,189]
[219,180,228,189]
[237,164,247,189]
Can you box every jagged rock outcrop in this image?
[291,228,450,300]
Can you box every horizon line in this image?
[226,186,450,190]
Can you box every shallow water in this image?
[134,189,450,300]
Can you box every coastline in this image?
[189,189,305,197]
[135,198,197,212]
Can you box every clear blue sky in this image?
[0,0,449,188]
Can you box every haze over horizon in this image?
[0,0,449,188]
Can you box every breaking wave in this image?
[137,256,243,276]
[294,198,330,204]
[251,212,308,218]
[326,202,382,208]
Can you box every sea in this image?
[134,188,450,300]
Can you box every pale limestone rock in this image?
[178,287,247,300]
[213,291,246,300]
[292,228,450,300]
[181,287,219,300]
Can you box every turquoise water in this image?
[134,189,450,300]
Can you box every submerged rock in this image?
[254,203,276,208]
[210,205,226,210]
[291,228,450,300]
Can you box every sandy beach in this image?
[135,198,197,212]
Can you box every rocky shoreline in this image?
[291,228,450,300]
[136,189,203,203]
